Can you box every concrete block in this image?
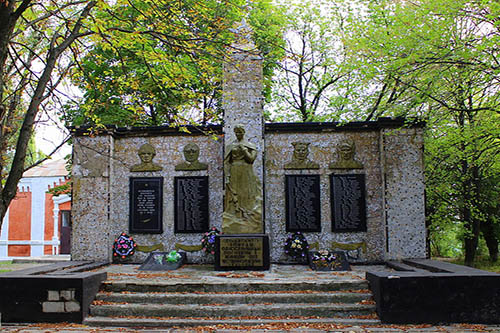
[64,301,81,312]
[42,301,65,313]
[60,289,75,301]
[47,290,60,301]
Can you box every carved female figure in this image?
[222,124,262,234]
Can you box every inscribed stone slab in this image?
[129,177,163,234]
[330,174,367,232]
[174,176,209,233]
[215,234,270,271]
[285,175,321,232]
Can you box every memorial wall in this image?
[263,121,426,263]
[71,20,426,264]
[71,119,426,263]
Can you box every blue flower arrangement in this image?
[284,232,309,260]
[201,227,220,255]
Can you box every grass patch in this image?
[0,260,13,273]
[448,257,500,273]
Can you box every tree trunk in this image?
[0,1,15,98]
[481,200,499,262]
[0,1,96,232]
[482,221,499,262]
[463,209,479,267]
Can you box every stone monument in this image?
[70,19,427,265]
[329,140,363,169]
[222,125,262,234]
[216,20,269,270]
[284,142,319,169]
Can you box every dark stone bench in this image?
[366,259,500,324]
[0,261,107,323]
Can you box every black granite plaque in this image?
[285,175,321,232]
[215,234,270,271]
[330,174,367,232]
[129,177,163,233]
[174,176,209,233]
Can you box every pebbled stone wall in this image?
[72,135,112,261]
[222,26,264,185]
[383,128,426,259]
[109,134,224,263]
[71,122,427,263]
[264,130,385,263]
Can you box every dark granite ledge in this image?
[70,117,425,137]
[366,259,500,324]
[0,261,108,324]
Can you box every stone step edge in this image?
[91,302,375,310]
[96,291,373,300]
[102,280,367,286]
[102,281,369,292]
[89,302,376,317]
[84,316,381,328]
[97,290,372,295]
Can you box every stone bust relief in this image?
[175,143,208,171]
[130,143,163,172]
[329,139,364,169]
[284,142,319,170]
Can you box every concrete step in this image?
[84,316,381,327]
[101,280,369,293]
[89,302,376,318]
[96,291,372,305]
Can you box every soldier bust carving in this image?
[284,142,319,170]
[329,139,364,169]
[175,143,208,171]
[130,143,163,172]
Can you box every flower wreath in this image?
[310,249,340,268]
[113,233,137,259]
[153,250,182,265]
[201,227,220,255]
[284,232,309,259]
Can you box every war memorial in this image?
[1,23,499,330]
[70,24,427,267]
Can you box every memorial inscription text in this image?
[285,175,321,232]
[330,174,367,232]
[129,177,163,233]
[174,176,209,233]
[219,237,264,267]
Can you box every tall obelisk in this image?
[216,19,269,271]
[221,19,264,235]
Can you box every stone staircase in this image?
[84,276,380,328]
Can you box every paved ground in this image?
[98,262,377,285]
[1,262,500,332]
[2,322,500,332]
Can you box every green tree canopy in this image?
[64,0,285,127]
[266,0,354,122]
[341,0,500,265]
[0,0,96,228]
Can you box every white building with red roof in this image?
[0,159,71,259]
